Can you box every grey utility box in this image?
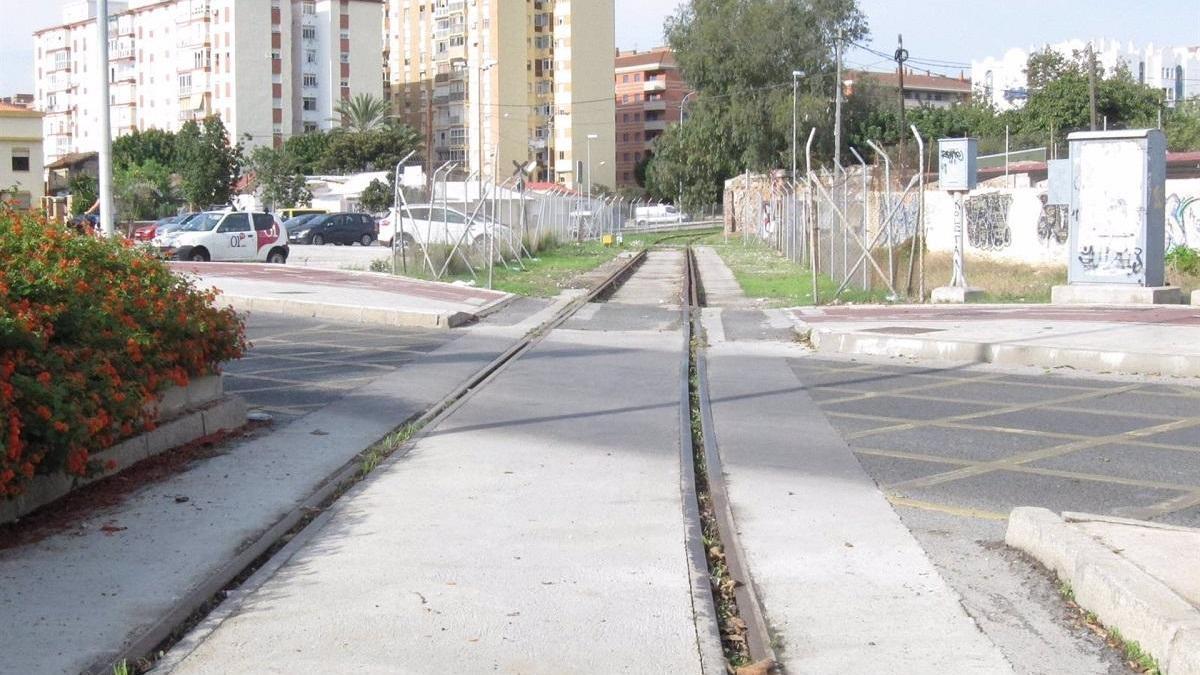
[1067,129,1166,286]
[937,137,978,191]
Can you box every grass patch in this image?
[377,238,625,297]
[698,233,890,307]
[1056,581,1162,675]
[920,251,1067,303]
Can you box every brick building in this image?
[614,47,691,189]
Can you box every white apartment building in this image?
[973,39,1200,111]
[33,0,383,165]
[383,0,615,190]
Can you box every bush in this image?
[1166,246,1200,276]
[0,210,246,497]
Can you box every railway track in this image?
[112,241,776,674]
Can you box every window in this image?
[302,0,315,15]
[253,213,275,231]
[11,148,30,172]
[303,97,317,111]
[302,26,316,40]
[219,213,251,232]
[303,73,318,88]
[306,50,317,65]
[303,122,319,133]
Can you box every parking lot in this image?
[223,314,454,425]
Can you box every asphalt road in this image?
[223,314,454,425]
[789,356,1200,673]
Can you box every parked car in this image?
[132,213,199,242]
[282,213,322,235]
[153,211,289,263]
[632,204,688,227]
[377,205,509,250]
[287,212,378,246]
[278,207,327,221]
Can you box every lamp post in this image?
[97,0,113,236]
[476,58,497,206]
[586,132,598,212]
[680,90,696,124]
[791,70,804,183]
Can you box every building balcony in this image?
[643,119,667,132]
[50,62,72,74]
[643,79,667,93]
[433,1,466,17]
[642,99,667,112]
[112,46,135,61]
[176,2,211,23]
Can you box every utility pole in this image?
[97,0,114,236]
[833,28,844,168]
[1088,43,1098,131]
[895,34,909,173]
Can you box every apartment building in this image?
[383,0,615,190]
[32,0,382,165]
[614,47,690,188]
[973,39,1200,111]
[845,70,972,110]
[0,103,45,208]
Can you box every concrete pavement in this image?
[172,262,512,329]
[0,307,542,674]
[795,304,1200,379]
[161,252,718,674]
[704,338,1013,673]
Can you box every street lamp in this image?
[680,91,697,125]
[792,70,805,184]
[586,132,599,209]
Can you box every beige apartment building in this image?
[384,0,615,190]
[0,103,45,208]
[33,0,383,165]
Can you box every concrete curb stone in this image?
[0,391,247,525]
[1006,507,1200,675]
[215,295,470,330]
[810,328,1200,378]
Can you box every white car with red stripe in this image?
[153,211,290,264]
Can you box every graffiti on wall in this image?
[1037,194,1070,245]
[1167,194,1200,249]
[965,193,1013,250]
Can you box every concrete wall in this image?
[922,178,1200,267]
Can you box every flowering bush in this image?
[0,209,245,498]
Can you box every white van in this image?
[632,204,688,227]
[153,211,290,263]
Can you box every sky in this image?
[1,1,1197,96]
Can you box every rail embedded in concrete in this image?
[94,248,652,674]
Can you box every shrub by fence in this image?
[0,209,246,498]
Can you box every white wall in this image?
[922,178,1200,267]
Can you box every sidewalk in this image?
[704,336,1013,673]
[0,317,531,674]
[172,262,513,329]
[794,304,1200,379]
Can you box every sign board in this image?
[1067,129,1166,286]
[937,137,977,191]
[1046,159,1071,206]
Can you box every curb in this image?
[1006,507,1200,675]
[1,394,247,525]
[809,328,1200,378]
[215,294,477,330]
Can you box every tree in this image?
[284,131,332,175]
[246,146,311,211]
[334,94,393,133]
[319,124,422,174]
[1165,100,1200,152]
[113,160,179,220]
[174,116,242,209]
[646,0,867,202]
[359,178,392,214]
[112,128,177,171]
[68,173,97,216]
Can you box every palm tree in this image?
[333,94,393,134]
